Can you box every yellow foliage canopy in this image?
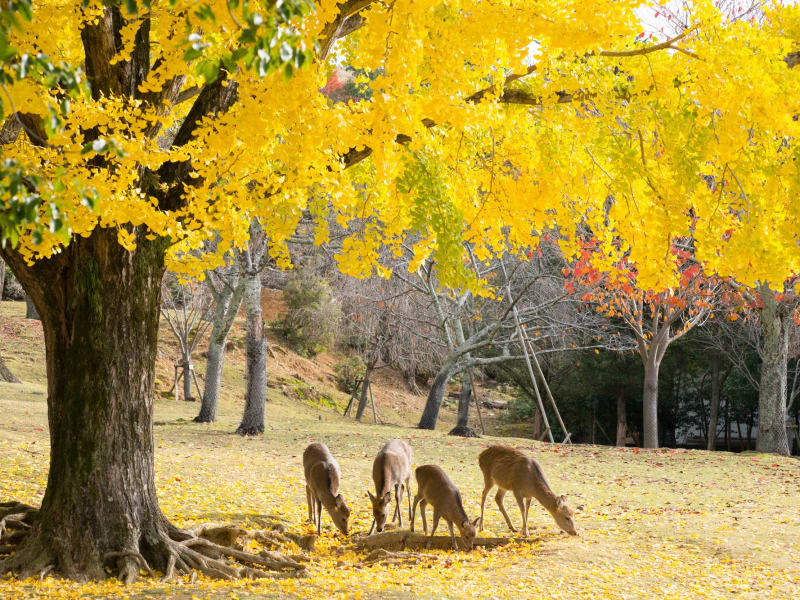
[4,0,800,291]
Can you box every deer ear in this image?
[383,491,392,502]
[367,491,376,502]
[556,495,567,508]
[472,516,482,528]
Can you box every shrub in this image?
[333,356,366,394]
[272,270,341,356]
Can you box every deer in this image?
[478,444,577,537]
[410,464,481,550]
[303,442,350,535]
[367,439,413,535]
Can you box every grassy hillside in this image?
[1,300,799,599]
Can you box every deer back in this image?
[373,439,413,496]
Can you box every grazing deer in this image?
[303,442,350,535]
[368,439,413,535]
[410,464,481,550]
[478,444,577,536]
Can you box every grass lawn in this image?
[1,301,799,599]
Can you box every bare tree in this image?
[194,257,245,423]
[160,275,213,402]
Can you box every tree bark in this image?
[0,256,5,300]
[532,406,546,440]
[707,353,721,451]
[236,268,267,436]
[449,374,478,437]
[642,357,660,449]
[0,229,182,581]
[615,388,627,446]
[756,288,791,455]
[417,362,456,430]
[355,365,372,421]
[25,295,40,320]
[195,277,244,422]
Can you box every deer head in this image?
[331,494,350,535]
[458,517,481,550]
[367,490,392,532]
[553,495,577,535]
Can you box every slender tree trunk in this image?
[449,375,477,437]
[195,278,244,422]
[25,294,40,320]
[642,356,660,449]
[236,269,266,435]
[0,256,5,300]
[355,366,372,421]
[615,388,627,446]
[725,397,731,451]
[0,230,183,581]
[0,351,20,383]
[182,357,194,401]
[418,362,456,430]
[707,353,721,451]
[756,289,791,455]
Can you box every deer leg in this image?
[368,519,376,536]
[305,485,314,524]
[513,490,527,536]
[479,484,493,533]
[426,510,441,549]
[406,477,412,523]
[410,494,422,532]
[524,497,532,533]
[447,520,459,550]
[394,484,403,527]
[495,489,516,533]
[316,497,322,535]
[420,500,428,535]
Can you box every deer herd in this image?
[303,440,578,551]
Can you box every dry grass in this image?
[1,301,799,599]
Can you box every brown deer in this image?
[410,464,481,550]
[303,442,350,535]
[367,439,413,535]
[478,444,577,536]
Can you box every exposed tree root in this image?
[235,424,264,436]
[354,530,543,552]
[250,528,317,552]
[448,425,480,438]
[361,548,434,566]
[0,502,308,584]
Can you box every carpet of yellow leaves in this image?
[2,384,799,600]
[1,300,799,599]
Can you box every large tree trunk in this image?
[417,362,456,430]
[615,388,627,446]
[707,353,721,451]
[0,230,182,581]
[756,289,790,455]
[236,269,267,436]
[642,357,660,449]
[532,407,546,440]
[449,375,478,437]
[195,278,244,423]
[355,365,372,421]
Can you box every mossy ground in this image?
[1,301,799,599]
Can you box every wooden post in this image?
[524,338,571,444]
[499,259,554,443]
[343,378,362,417]
[191,365,203,400]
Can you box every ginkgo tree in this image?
[0,0,799,584]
